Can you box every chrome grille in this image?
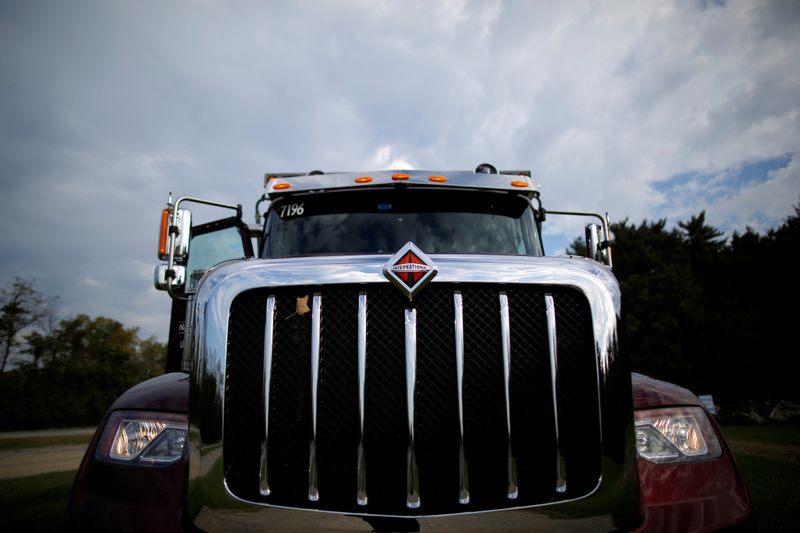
[224,283,601,516]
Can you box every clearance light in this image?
[392,173,411,181]
[158,208,170,259]
[635,407,722,464]
[96,411,187,466]
[428,175,447,182]
[510,181,529,188]
[272,182,291,190]
[355,176,373,183]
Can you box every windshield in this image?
[261,188,542,258]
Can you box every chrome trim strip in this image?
[357,292,368,506]
[308,293,321,502]
[259,296,276,496]
[453,292,469,505]
[405,308,420,509]
[545,294,567,493]
[499,292,518,500]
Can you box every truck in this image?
[68,165,751,532]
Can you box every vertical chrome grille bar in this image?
[356,292,368,506]
[499,292,518,499]
[405,308,420,509]
[308,293,322,502]
[259,296,276,497]
[545,293,567,493]
[453,292,469,505]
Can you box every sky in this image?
[1,0,798,341]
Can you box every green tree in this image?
[606,219,701,385]
[578,203,800,401]
[1,314,167,429]
[132,335,169,384]
[679,211,726,270]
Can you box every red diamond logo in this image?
[383,242,438,300]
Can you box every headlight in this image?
[95,410,187,465]
[634,406,722,464]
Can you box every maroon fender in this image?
[67,373,190,533]
[631,373,752,532]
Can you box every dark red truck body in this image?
[69,372,751,532]
[70,169,751,531]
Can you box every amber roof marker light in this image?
[392,173,411,181]
[355,176,373,183]
[272,182,291,190]
[510,180,529,188]
[428,175,447,182]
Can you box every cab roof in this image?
[263,169,540,200]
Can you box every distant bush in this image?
[0,297,166,430]
[568,203,800,402]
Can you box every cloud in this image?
[82,277,102,288]
[367,146,416,170]
[1,0,798,339]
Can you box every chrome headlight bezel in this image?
[634,406,723,464]
[95,410,187,466]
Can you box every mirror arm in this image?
[173,196,241,216]
[165,196,243,301]
[166,270,188,302]
[543,209,613,268]
[254,194,268,224]
[165,211,187,302]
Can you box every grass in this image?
[719,425,800,532]
[0,470,75,532]
[0,425,796,531]
[719,424,800,447]
[722,426,800,446]
[0,434,93,451]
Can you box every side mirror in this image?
[585,223,613,267]
[154,264,186,291]
[173,209,192,261]
[155,195,247,300]
[158,207,192,262]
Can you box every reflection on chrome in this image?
[545,294,567,494]
[259,296,276,497]
[405,308,420,509]
[453,292,469,505]
[357,292,368,506]
[499,292,518,500]
[308,294,321,502]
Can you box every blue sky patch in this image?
[653,153,793,201]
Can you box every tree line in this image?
[570,203,799,403]
[1,204,798,430]
[0,280,166,430]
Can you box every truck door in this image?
[155,198,254,371]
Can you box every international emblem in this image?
[383,242,438,300]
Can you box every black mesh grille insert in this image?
[224,284,601,516]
